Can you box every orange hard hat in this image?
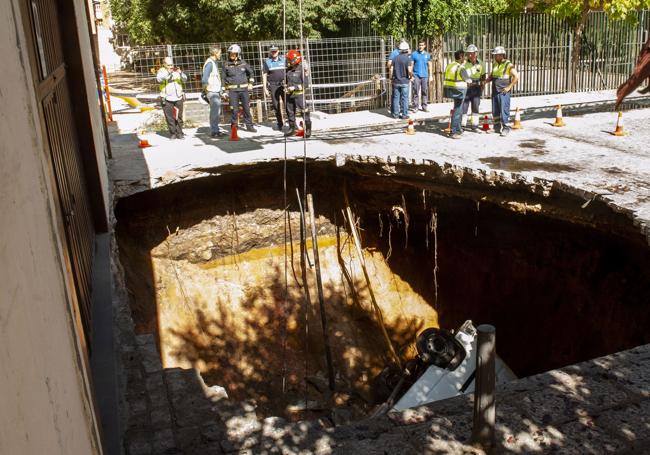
[287,49,302,66]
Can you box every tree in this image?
[109,0,371,44]
[512,0,650,91]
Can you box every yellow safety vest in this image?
[491,60,512,81]
[443,62,467,89]
[463,60,484,82]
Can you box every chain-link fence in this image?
[105,11,649,121]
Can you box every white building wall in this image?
[0,1,102,454]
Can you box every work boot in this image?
[305,121,312,138]
[500,127,510,137]
[246,124,257,133]
[284,123,296,136]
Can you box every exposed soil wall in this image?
[115,160,650,419]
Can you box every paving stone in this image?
[138,339,163,374]
[152,428,178,454]
[136,333,155,346]
[150,405,173,427]
[176,426,202,450]
[594,355,650,399]
[126,434,152,455]
[593,400,650,447]
[512,368,631,425]
[201,423,225,442]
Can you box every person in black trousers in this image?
[223,44,257,133]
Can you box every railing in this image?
[105,11,649,119]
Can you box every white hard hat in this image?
[492,46,506,55]
[163,56,173,66]
[228,44,241,54]
[399,41,410,52]
[465,44,478,53]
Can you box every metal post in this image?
[381,38,387,110]
[471,324,496,452]
[304,38,316,113]
[102,65,113,122]
[566,32,573,93]
[166,44,173,59]
[258,41,268,122]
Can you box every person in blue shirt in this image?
[410,41,433,111]
[389,41,413,119]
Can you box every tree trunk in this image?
[429,34,444,103]
[570,2,591,92]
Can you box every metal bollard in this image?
[471,324,496,451]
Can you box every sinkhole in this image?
[115,159,650,424]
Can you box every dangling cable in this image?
[281,0,289,395]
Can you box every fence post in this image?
[304,38,316,113]
[471,324,496,452]
[381,38,387,110]
[564,31,577,92]
[257,41,267,123]
[166,44,173,59]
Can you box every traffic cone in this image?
[137,138,151,148]
[405,119,416,135]
[230,112,240,141]
[612,111,625,136]
[512,107,522,130]
[295,121,305,137]
[552,104,566,127]
[481,115,491,132]
[444,109,453,134]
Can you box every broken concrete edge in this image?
[113,153,650,248]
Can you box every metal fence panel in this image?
[106,10,649,118]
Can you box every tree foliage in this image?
[371,0,510,39]
[109,0,372,44]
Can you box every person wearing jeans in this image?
[487,46,519,137]
[392,84,410,118]
[443,50,471,138]
[390,41,413,119]
[202,46,224,137]
[410,41,433,111]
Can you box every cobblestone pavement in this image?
[117,328,649,454]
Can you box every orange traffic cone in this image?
[230,113,240,141]
[512,107,522,129]
[137,138,151,148]
[552,104,566,127]
[405,119,416,135]
[444,109,453,134]
[295,121,305,137]
[612,111,625,136]
[481,115,491,132]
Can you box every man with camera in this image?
[156,56,188,139]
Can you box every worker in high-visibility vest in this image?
[443,50,472,139]
[461,44,485,131]
[487,46,519,137]
[156,56,188,139]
